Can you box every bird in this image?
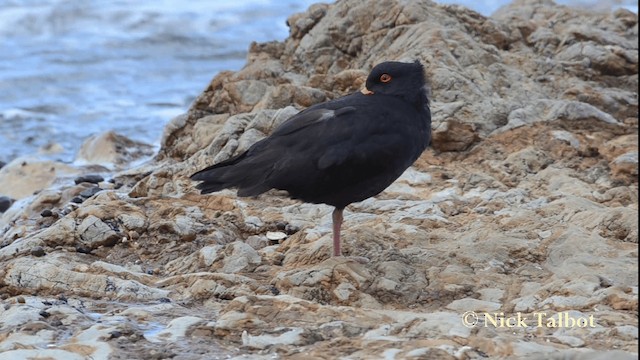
[191,61,431,257]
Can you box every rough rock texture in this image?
[1,0,637,359]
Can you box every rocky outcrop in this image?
[0,0,637,359]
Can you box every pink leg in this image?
[332,208,344,257]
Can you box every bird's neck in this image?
[405,86,430,112]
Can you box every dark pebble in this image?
[71,196,84,204]
[285,224,300,235]
[76,245,92,254]
[51,319,63,327]
[158,297,171,303]
[0,196,14,213]
[74,174,104,185]
[60,206,76,216]
[275,221,287,231]
[79,186,102,198]
[41,209,54,217]
[39,310,51,318]
[270,286,280,295]
[31,246,46,257]
[109,330,122,339]
[58,294,68,303]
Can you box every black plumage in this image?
[191,61,431,257]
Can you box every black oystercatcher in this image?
[191,61,431,257]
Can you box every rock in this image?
[266,231,287,241]
[446,298,502,312]
[145,316,206,342]
[501,99,620,133]
[0,196,13,213]
[77,215,121,249]
[75,131,154,169]
[431,119,479,152]
[241,327,306,349]
[40,209,53,217]
[74,174,104,184]
[551,334,586,348]
[221,241,262,273]
[30,246,45,257]
[1,254,170,300]
[0,157,79,200]
[611,151,638,179]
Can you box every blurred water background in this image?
[0,0,637,164]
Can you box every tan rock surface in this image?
[1,0,637,359]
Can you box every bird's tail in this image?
[190,151,272,196]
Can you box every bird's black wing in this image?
[271,106,356,137]
[190,100,358,196]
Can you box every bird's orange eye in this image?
[380,74,392,83]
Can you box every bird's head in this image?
[362,61,429,107]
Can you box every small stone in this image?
[41,209,53,217]
[74,174,104,185]
[247,235,269,249]
[285,224,300,235]
[266,231,287,241]
[0,196,14,212]
[79,186,102,198]
[39,310,51,318]
[17,296,25,303]
[71,196,84,204]
[31,246,46,257]
[76,245,92,254]
[109,330,123,339]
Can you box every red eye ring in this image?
[380,73,392,83]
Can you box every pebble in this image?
[76,245,93,254]
[0,196,13,212]
[41,209,54,217]
[79,186,103,198]
[71,196,84,204]
[266,231,287,241]
[74,174,104,184]
[31,246,46,257]
[285,224,300,235]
